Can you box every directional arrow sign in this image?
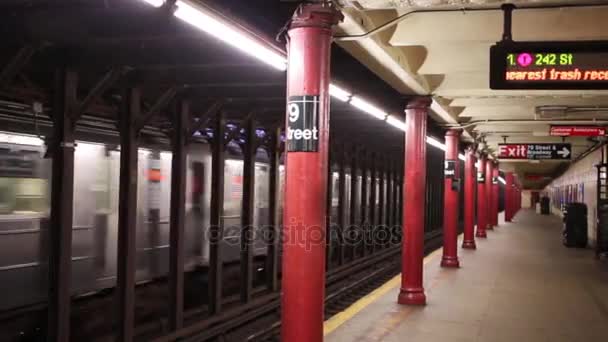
[498,143,572,160]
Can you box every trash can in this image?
[562,203,588,248]
[540,196,550,215]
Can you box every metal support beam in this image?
[360,149,368,257]
[337,146,347,265]
[476,155,488,238]
[0,45,37,88]
[398,97,431,306]
[369,153,377,254]
[240,118,256,303]
[209,113,226,314]
[378,156,386,249]
[47,68,77,342]
[280,5,341,341]
[326,146,334,270]
[189,99,224,136]
[136,86,178,130]
[441,129,461,268]
[168,100,189,331]
[349,145,358,261]
[75,68,124,121]
[265,127,281,292]
[116,86,141,342]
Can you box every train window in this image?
[0,145,49,215]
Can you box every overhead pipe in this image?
[447,119,608,129]
[333,2,608,42]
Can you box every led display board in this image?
[490,41,608,89]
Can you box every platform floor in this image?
[324,210,608,342]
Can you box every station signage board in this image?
[498,143,572,160]
[286,95,320,152]
[549,126,606,137]
[490,40,608,89]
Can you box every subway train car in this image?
[0,132,283,312]
[0,129,405,314]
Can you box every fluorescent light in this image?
[350,96,387,120]
[140,0,164,7]
[386,116,406,131]
[458,153,466,161]
[329,84,351,102]
[426,136,446,151]
[173,0,287,71]
[498,176,506,185]
[0,132,43,146]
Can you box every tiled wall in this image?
[544,148,601,245]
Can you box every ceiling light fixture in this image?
[173,0,288,71]
[350,96,388,120]
[329,84,352,102]
[386,115,406,131]
[426,136,446,151]
[140,0,164,7]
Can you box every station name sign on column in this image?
[490,40,608,90]
[498,143,572,160]
[287,95,320,152]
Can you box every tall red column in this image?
[398,97,431,306]
[281,5,342,342]
[462,147,476,249]
[441,130,460,267]
[476,155,488,238]
[492,162,500,227]
[505,172,514,222]
[485,158,494,230]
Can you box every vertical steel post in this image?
[240,118,256,303]
[476,155,488,238]
[349,145,358,260]
[398,97,431,306]
[492,162,500,227]
[325,146,334,269]
[378,156,386,247]
[168,100,189,330]
[209,114,226,314]
[47,68,77,342]
[266,127,281,292]
[337,146,347,265]
[369,153,377,254]
[360,150,368,257]
[485,158,494,230]
[281,4,342,342]
[116,86,141,342]
[505,172,514,222]
[441,129,460,268]
[462,147,477,249]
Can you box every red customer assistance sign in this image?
[550,126,606,137]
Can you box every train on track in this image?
[0,131,394,313]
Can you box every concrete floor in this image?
[325,210,608,342]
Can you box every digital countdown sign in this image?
[490,41,608,89]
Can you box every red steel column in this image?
[505,172,514,222]
[281,5,342,342]
[485,158,494,230]
[492,162,500,227]
[462,147,476,249]
[476,155,488,238]
[398,97,431,306]
[441,130,460,267]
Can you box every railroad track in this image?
[242,232,444,342]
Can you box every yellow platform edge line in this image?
[323,247,443,336]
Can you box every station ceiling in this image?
[336,0,608,188]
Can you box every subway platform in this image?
[324,210,608,342]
